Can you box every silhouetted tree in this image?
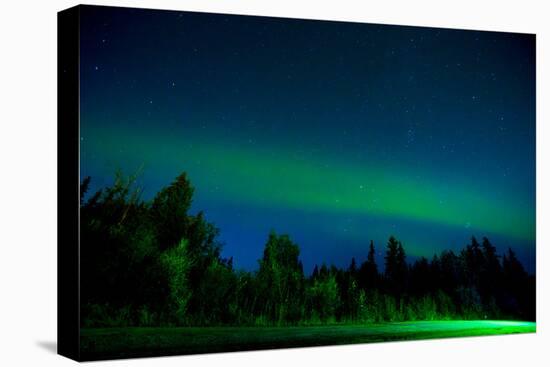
[257,231,305,324]
[502,248,533,319]
[349,257,357,277]
[80,175,91,204]
[311,265,319,280]
[409,257,430,295]
[359,240,379,291]
[461,236,484,288]
[79,171,535,327]
[385,236,408,300]
[438,250,460,294]
[479,237,502,309]
[150,173,194,251]
[307,271,339,322]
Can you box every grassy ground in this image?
[80,320,535,360]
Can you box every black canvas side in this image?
[57,5,81,362]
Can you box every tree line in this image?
[80,172,535,327]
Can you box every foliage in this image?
[257,232,305,324]
[306,271,339,323]
[160,239,193,325]
[80,172,535,327]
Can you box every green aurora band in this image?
[83,125,534,244]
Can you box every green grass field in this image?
[80,320,535,360]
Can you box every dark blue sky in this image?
[79,6,535,273]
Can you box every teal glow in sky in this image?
[79,6,535,272]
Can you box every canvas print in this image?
[60,4,536,361]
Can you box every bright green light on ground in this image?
[483,320,536,328]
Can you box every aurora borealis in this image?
[79,7,535,272]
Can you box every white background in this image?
[0,0,548,365]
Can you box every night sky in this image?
[79,6,536,273]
